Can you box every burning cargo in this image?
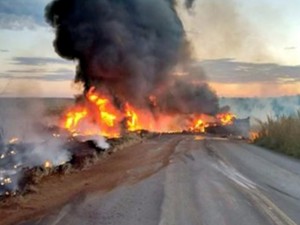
[205,117,250,139]
[44,0,245,140]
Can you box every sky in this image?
[0,0,299,98]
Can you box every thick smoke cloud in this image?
[45,0,185,103]
[45,0,219,115]
[156,79,219,115]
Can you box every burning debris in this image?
[44,0,227,138]
[205,117,251,139]
[60,85,236,137]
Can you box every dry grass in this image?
[253,111,300,158]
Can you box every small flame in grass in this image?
[44,161,53,169]
[249,132,259,142]
[1,177,12,186]
[14,164,19,169]
[52,133,60,138]
[9,138,19,144]
[4,178,12,184]
[10,150,16,155]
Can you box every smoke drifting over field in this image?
[0,99,70,194]
[45,0,219,115]
[221,95,300,123]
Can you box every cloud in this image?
[0,49,9,52]
[11,56,73,66]
[0,73,73,81]
[284,46,297,50]
[0,56,74,82]
[7,68,48,73]
[196,59,300,84]
[0,0,49,29]
[0,68,74,81]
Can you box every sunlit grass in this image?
[253,111,300,158]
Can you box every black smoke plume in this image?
[156,79,219,115]
[45,0,219,115]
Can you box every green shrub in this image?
[254,111,300,158]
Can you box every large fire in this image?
[62,87,122,137]
[61,87,236,138]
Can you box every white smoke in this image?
[0,98,109,195]
[74,120,110,150]
[220,95,300,125]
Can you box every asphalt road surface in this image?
[24,135,300,225]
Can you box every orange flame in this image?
[86,88,119,128]
[44,160,52,169]
[61,87,237,138]
[9,137,19,144]
[249,131,259,141]
[64,108,87,133]
[61,87,122,137]
[189,117,209,133]
[216,112,236,125]
[125,103,143,132]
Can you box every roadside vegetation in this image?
[253,111,300,158]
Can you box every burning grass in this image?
[0,131,147,199]
[253,111,300,158]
